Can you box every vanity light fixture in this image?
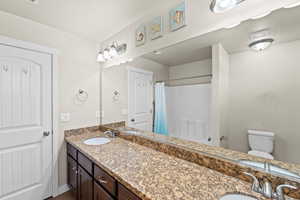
[248,29,274,51]
[210,0,245,13]
[97,42,127,63]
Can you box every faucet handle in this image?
[243,172,261,193]
[275,184,297,200]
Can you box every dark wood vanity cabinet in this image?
[67,155,78,198]
[78,166,93,200]
[67,143,141,200]
[94,182,114,200]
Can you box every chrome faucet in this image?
[243,172,297,200]
[104,130,117,138]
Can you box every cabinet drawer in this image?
[94,165,116,196]
[118,183,140,200]
[78,151,93,175]
[94,182,114,200]
[67,143,77,160]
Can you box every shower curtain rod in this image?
[156,74,213,83]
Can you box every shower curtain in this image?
[154,82,168,135]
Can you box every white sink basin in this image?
[220,194,258,200]
[84,137,111,145]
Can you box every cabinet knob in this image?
[131,118,135,122]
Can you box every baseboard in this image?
[56,184,70,196]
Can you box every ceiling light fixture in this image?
[97,42,127,63]
[248,29,274,51]
[284,1,300,8]
[249,38,274,51]
[210,0,245,13]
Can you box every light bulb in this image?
[103,49,111,60]
[97,53,105,62]
[109,46,118,57]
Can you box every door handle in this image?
[131,118,135,122]
[43,131,51,136]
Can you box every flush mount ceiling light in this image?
[248,29,274,51]
[210,0,245,13]
[97,42,127,63]
[249,38,274,51]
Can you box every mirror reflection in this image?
[101,6,300,178]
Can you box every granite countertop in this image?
[114,126,300,178]
[65,130,266,200]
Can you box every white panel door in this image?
[128,68,153,131]
[0,44,52,200]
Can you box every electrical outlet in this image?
[60,113,70,122]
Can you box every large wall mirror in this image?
[101,6,300,181]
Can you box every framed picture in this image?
[169,1,186,32]
[135,25,146,47]
[149,16,164,40]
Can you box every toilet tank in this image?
[248,130,274,153]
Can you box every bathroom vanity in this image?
[67,142,140,200]
[65,126,300,200]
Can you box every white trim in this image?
[0,35,60,198]
[57,184,70,196]
[0,35,59,55]
[127,66,154,75]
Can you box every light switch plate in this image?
[121,109,128,115]
[60,113,70,122]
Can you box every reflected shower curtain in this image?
[154,82,168,135]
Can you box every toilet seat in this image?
[248,150,274,160]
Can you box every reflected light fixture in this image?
[248,29,274,51]
[97,42,127,63]
[249,38,274,51]
[210,0,245,13]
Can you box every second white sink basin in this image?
[84,137,111,145]
[220,194,258,200]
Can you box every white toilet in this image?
[247,130,275,160]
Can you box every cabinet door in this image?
[94,182,114,200]
[78,166,93,200]
[118,183,141,200]
[67,155,78,198]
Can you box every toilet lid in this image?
[248,150,274,160]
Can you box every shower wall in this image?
[166,84,212,144]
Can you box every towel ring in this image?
[76,89,88,102]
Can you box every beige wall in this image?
[227,40,300,164]
[102,57,168,124]
[101,0,290,68]
[0,11,100,187]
